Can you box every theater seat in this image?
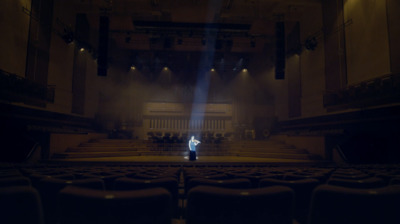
[259,178,320,224]
[58,186,172,224]
[186,177,251,192]
[389,177,400,185]
[0,186,44,224]
[185,173,229,190]
[327,176,386,188]
[113,177,179,217]
[0,169,23,178]
[309,184,400,224]
[82,172,124,190]
[0,176,31,187]
[37,177,105,224]
[29,173,75,189]
[186,185,294,224]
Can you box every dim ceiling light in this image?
[130,65,136,70]
[211,68,215,72]
[163,67,169,70]
[80,48,85,52]
[242,68,248,72]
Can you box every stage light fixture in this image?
[305,36,318,50]
[62,32,74,44]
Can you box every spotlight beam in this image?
[189,0,223,141]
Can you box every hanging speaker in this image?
[275,21,285,79]
[98,16,109,76]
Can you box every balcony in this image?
[323,73,400,111]
[0,69,55,106]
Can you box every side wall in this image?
[1,0,102,118]
[272,0,397,122]
[46,0,75,113]
[344,0,391,84]
[0,0,31,77]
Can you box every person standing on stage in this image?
[188,136,200,161]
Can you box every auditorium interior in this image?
[1,0,400,223]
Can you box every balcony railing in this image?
[0,69,55,106]
[323,73,400,111]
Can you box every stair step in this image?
[236,148,308,154]
[236,152,311,160]
[67,147,146,152]
[54,151,237,158]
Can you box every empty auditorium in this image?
[1,0,400,223]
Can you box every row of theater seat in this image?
[187,184,400,224]
[181,166,400,224]
[1,163,400,224]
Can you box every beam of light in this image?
[233,58,243,71]
[189,0,223,142]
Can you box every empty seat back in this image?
[114,177,179,217]
[58,186,172,224]
[0,186,44,224]
[0,176,31,187]
[37,177,105,224]
[186,177,251,192]
[327,176,385,188]
[187,185,294,224]
[309,184,400,224]
[259,178,319,224]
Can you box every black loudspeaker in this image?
[275,21,285,79]
[98,16,109,76]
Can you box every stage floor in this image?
[52,155,329,166]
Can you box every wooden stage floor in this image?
[51,155,331,166]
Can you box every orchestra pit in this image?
[1,0,400,224]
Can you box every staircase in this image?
[52,139,233,159]
[229,140,320,160]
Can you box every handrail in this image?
[26,142,40,161]
[0,69,55,103]
[334,145,348,162]
[323,72,400,110]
